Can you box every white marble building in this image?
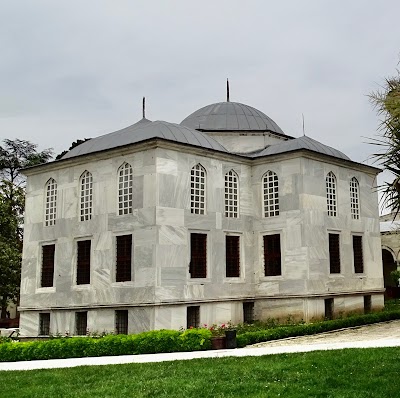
[19,99,384,336]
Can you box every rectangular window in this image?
[263,234,281,276]
[77,240,91,285]
[39,313,50,335]
[243,302,255,324]
[325,298,334,320]
[226,235,240,277]
[115,310,128,334]
[328,233,341,274]
[187,306,200,329]
[75,312,87,335]
[353,235,364,274]
[116,235,132,282]
[364,295,371,314]
[41,244,55,287]
[190,233,207,278]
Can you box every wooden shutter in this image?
[329,234,341,274]
[77,240,91,284]
[116,235,132,282]
[41,244,55,287]
[263,234,281,276]
[190,233,207,278]
[226,236,240,277]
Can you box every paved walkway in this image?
[1,321,400,372]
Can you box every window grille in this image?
[118,163,133,215]
[226,235,240,277]
[45,178,57,226]
[75,312,88,335]
[77,240,91,285]
[263,234,281,276]
[328,233,341,273]
[263,171,279,217]
[190,233,207,278]
[350,177,360,219]
[41,244,55,288]
[243,302,255,324]
[364,295,371,314]
[116,235,132,282]
[225,170,239,218]
[187,306,200,329]
[39,313,50,335]
[115,310,128,334]
[326,172,337,216]
[353,235,364,273]
[80,171,93,221]
[190,164,206,215]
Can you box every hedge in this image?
[236,310,400,347]
[0,328,211,362]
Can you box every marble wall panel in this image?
[156,245,186,268]
[156,207,184,226]
[160,268,187,287]
[130,307,153,333]
[156,157,178,176]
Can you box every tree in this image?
[370,67,400,217]
[55,138,91,160]
[0,139,52,318]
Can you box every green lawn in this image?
[1,347,400,398]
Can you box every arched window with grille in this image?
[44,178,57,226]
[350,177,360,219]
[118,163,133,215]
[190,164,206,215]
[80,171,93,221]
[225,170,239,218]
[326,172,337,216]
[263,171,279,217]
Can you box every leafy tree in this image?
[55,138,91,160]
[0,139,52,318]
[370,67,400,217]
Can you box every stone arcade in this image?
[19,98,384,336]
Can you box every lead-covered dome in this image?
[181,101,285,135]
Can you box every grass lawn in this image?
[1,347,400,398]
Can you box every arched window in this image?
[263,171,279,217]
[44,178,57,226]
[191,164,206,214]
[118,163,133,215]
[80,171,93,221]
[326,172,337,216]
[350,177,360,219]
[225,170,239,218]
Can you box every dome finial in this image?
[142,97,146,119]
[226,78,230,102]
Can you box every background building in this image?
[19,98,384,336]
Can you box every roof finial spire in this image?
[302,113,306,136]
[226,78,230,102]
[142,97,146,119]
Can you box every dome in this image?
[180,101,285,135]
[253,136,350,160]
[62,119,227,159]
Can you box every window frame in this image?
[326,172,337,217]
[262,170,279,218]
[190,163,206,215]
[41,244,55,288]
[39,313,50,336]
[44,178,57,227]
[350,177,360,220]
[352,234,364,274]
[187,306,200,329]
[75,311,88,336]
[115,310,129,334]
[224,169,239,218]
[189,232,208,279]
[80,170,93,222]
[117,163,133,216]
[225,234,241,278]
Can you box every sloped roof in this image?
[251,135,350,160]
[62,119,227,159]
[180,101,285,134]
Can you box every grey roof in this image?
[180,101,285,134]
[252,135,350,160]
[62,119,227,159]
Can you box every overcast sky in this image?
[1,0,399,191]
